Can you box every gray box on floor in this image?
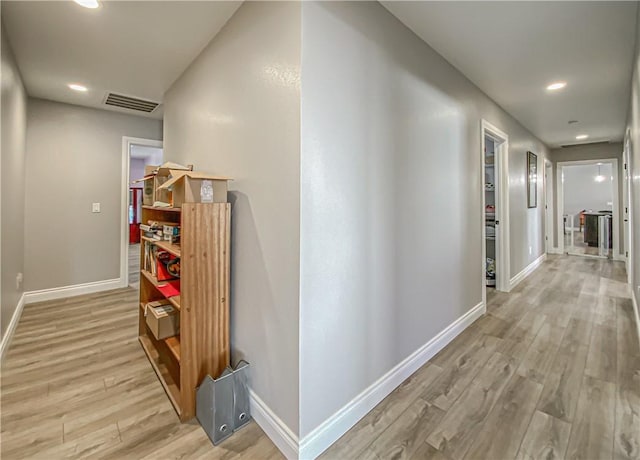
[196,361,252,445]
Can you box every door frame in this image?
[544,160,554,254]
[120,136,163,287]
[623,128,633,283]
[481,120,510,306]
[556,158,620,259]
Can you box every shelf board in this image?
[140,270,181,310]
[142,205,181,213]
[141,237,181,258]
[165,336,181,362]
[156,241,181,258]
[485,164,495,168]
[139,334,181,416]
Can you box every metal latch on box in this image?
[196,360,251,445]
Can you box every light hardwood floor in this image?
[128,243,140,287]
[321,256,640,460]
[2,255,638,459]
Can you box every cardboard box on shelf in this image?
[157,172,232,206]
[132,162,193,206]
[145,301,179,340]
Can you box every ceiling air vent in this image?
[560,140,611,148]
[104,93,159,113]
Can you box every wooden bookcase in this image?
[138,203,231,421]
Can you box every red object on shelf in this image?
[157,280,180,298]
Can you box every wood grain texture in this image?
[1,288,277,460]
[584,323,617,383]
[565,376,616,460]
[425,352,517,460]
[3,254,637,460]
[181,203,231,420]
[464,375,542,460]
[515,411,571,460]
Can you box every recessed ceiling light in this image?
[68,83,88,92]
[74,0,100,9]
[546,81,567,91]
[576,134,589,140]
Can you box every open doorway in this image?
[557,159,619,259]
[121,137,163,288]
[544,160,553,254]
[481,120,510,302]
[623,130,633,284]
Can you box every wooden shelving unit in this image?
[138,203,231,421]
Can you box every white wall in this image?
[299,1,548,439]
[129,158,146,184]
[163,1,301,435]
[1,25,27,339]
[563,163,614,224]
[626,5,640,323]
[25,98,162,291]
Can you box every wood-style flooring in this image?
[0,288,281,459]
[322,255,640,460]
[2,255,638,459]
[128,243,140,287]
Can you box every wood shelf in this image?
[138,202,230,421]
[141,236,181,258]
[142,205,182,213]
[165,336,181,362]
[139,334,181,415]
[140,270,181,310]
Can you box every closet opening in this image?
[481,120,510,301]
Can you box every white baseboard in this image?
[0,293,25,362]
[24,278,125,304]
[298,301,486,459]
[632,289,640,351]
[510,254,546,290]
[249,390,299,460]
[547,247,562,255]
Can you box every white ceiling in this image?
[382,1,638,148]
[1,1,241,119]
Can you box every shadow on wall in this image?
[227,190,288,395]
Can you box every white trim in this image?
[298,301,486,459]
[0,293,25,362]
[249,390,299,460]
[556,158,620,259]
[23,278,123,304]
[632,289,640,352]
[509,253,546,291]
[121,136,163,289]
[544,160,554,254]
[481,120,510,296]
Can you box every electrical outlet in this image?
[92,203,101,213]
[529,246,533,255]
[16,272,23,290]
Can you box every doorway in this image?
[121,137,163,288]
[623,130,633,283]
[481,120,510,302]
[557,159,619,259]
[544,160,553,254]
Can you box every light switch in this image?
[92,203,101,213]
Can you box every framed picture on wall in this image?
[527,151,537,208]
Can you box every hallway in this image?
[322,255,639,460]
[1,256,638,459]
